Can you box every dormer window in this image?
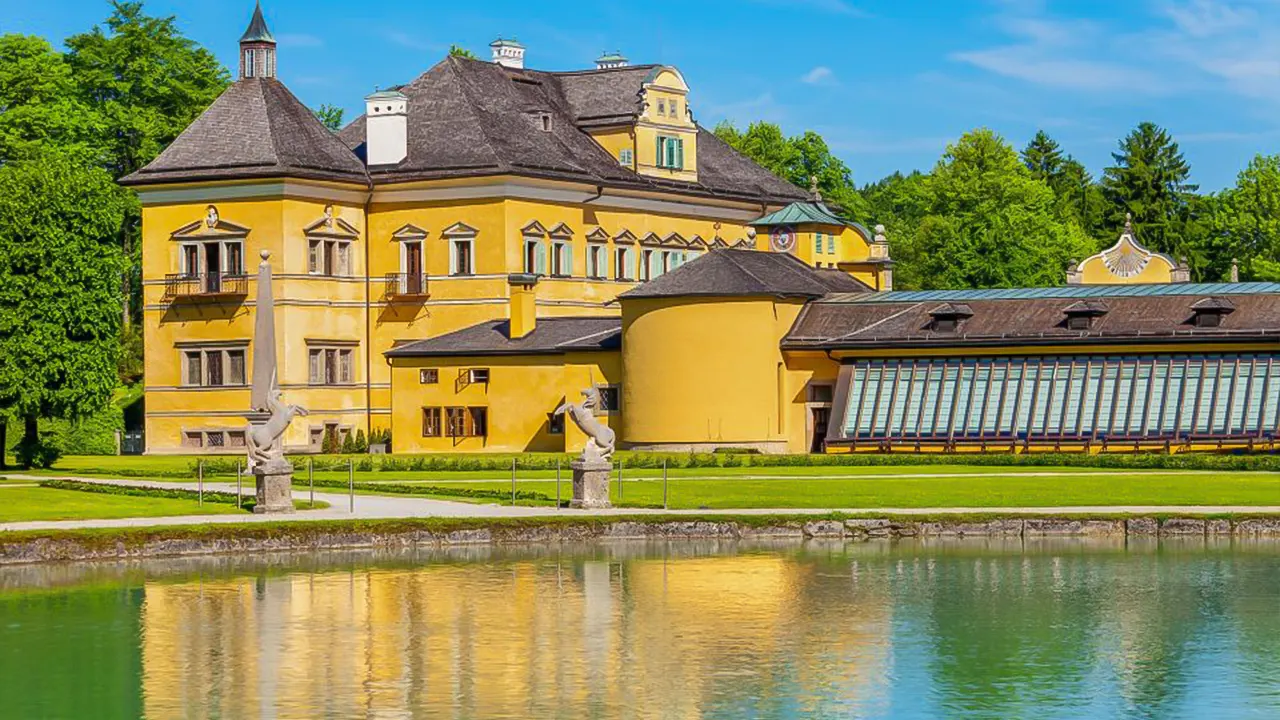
[1062,300,1109,331]
[657,99,666,116]
[539,113,551,132]
[928,303,973,333]
[619,148,633,166]
[656,135,684,170]
[1191,297,1235,328]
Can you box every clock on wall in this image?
[770,226,796,253]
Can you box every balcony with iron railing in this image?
[385,272,429,299]
[163,272,249,301]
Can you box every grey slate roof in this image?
[618,249,871,301]
[240,2,275,43]
[784,286,1280,350]
[337,56,808,203]
[121,78,368,186]
[385,316,622,358]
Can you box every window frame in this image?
[615,246,633,281]
[308,238,352,277]
[180,346,248,387]
[420,368,439,385]
[449,237,475,276]
[595,384,621,416]
[587,243,607,279]
[551,240,571,277]
[422,407,443,437]
[619,148,633,166]
[308,344,356,386]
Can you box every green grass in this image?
[0,486,245,523]
[403,471,1280,509]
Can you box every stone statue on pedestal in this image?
[554,387,614,509]
[245,250,305,513]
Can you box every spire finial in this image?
[239,2,276,79]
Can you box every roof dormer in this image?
[928,303,973,333]
[1190,297,1235,328]
[636,66,697,183]
[1062,300,1109,331]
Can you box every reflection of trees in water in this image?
[7,540,1280,718]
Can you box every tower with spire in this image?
[239,2,276,80]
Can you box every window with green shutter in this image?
[814,233,824,254]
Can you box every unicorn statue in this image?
[554,386,616,463]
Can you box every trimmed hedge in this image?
[301,476,557,504]
[40,478,246,506]
[180,450,1280,477]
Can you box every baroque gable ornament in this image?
[1101,215,1152,278]
[172,206,251,240]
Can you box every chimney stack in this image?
[508,274,539,339]
[490,38,526,69]
[364,90,408,166]
[595,51,629,69]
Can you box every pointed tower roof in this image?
[240,2,275,43]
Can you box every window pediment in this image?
[662,231,687,246]
[586,227,610,243]
[392,223,429,240]
[520,220,548,236]
[303,205,360,239]
[640,232,662,247]
[613,229,637,245]
[171,205,250,240]
[548,222,574,238]
[443,221,479,237]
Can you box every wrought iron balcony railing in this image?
[385,272,429,299]
[164,272,249,300]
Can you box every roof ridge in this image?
[444,57,514,173]
[258,79,286,169]
[719,250,773,293]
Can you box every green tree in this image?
[1021,130,1064,183]
[448,44,476,59]
[1056,157,1107,238]
[1208,154,1280,281]
[0,35,101,164]
[715,121,868,216]
[1102,122,1197,256]
[313,103,344,132]
[914,129,1095,289]
[0,159,128,468]
[863,170,930,289]
[64,1,229,329]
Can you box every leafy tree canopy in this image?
[714,120,867,217]
[0,159,129,448]
[449,44,476,59]
[1102,121,1197,257]
[1208,154,1280,281]
[0,35,101,164]
[313,103,344,132]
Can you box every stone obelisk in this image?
[245,250,307,513]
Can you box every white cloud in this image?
[801,66,835,85]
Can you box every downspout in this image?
[363,179,374,440]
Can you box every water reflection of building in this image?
[138,553,893,717]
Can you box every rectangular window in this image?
[619,148,633,166]
[445,407,467,437]
[182,347,248,387]
[827,235,835,254]
[227,430,246,448]
[656,136,684,169]
[420,369,439,384]
[451,239,474,276]
[657,99,666,116]
[588,244,605,279]
[552,241,571,277]
[524,237,544,275]
[641,249,654,281]
[468,407,488,437]
[815,233,824,255]
[616,247,632,281]
[422,407,442,437]
[596,385,621,414]
[467,368,490,384]
[183,431,203,448]
[309,346,355,385]
[308,239,351,276]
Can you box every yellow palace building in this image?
[125,4,1280,456]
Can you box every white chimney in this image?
[490,38,525,69]
[364,90,407,166]
[595,51,628,70]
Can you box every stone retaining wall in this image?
[4,516,1280,565]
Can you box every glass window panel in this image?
[1077,362,1102,437]
[887,365,913,436]
[861,364,883,436]
[919,363,944,437]
[902,364,926,438]
[963,362,989,436]
[1245,359,1269,434]
[935,364,960,437]
[1043,362,1067,435]
[1030,362,1057,434]
[982,363,1006,435]
[998,363,1023,436]
[1109,360,1134,436]
[843,365,867,436]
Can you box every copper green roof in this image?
[749,201,848,227]
[240,2,275,43]
[490,37,525,48]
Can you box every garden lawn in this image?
[407,471,1280,509]
[0,486,245,523]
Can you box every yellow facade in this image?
[389,351,620,454]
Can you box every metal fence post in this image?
[511,458,517,506]
[663,459,668,510]
[348,458,355,513]
[236,460,242,509]
[556,458,561,509]
[616,459,623,502]
[197,459,204,507]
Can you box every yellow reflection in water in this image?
[139,553,893,718]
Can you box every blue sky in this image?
[9,0,1280,190]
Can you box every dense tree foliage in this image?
[714,120,869,217]
[313,103,345,132]
[1209,155,1280,281]
[448,44,476,59]
[0,160,129,467]
[1101,122,1197,256]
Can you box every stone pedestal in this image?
[570,459,612,509]
[253,463,295,514]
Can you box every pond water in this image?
[2,538,1279,719]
